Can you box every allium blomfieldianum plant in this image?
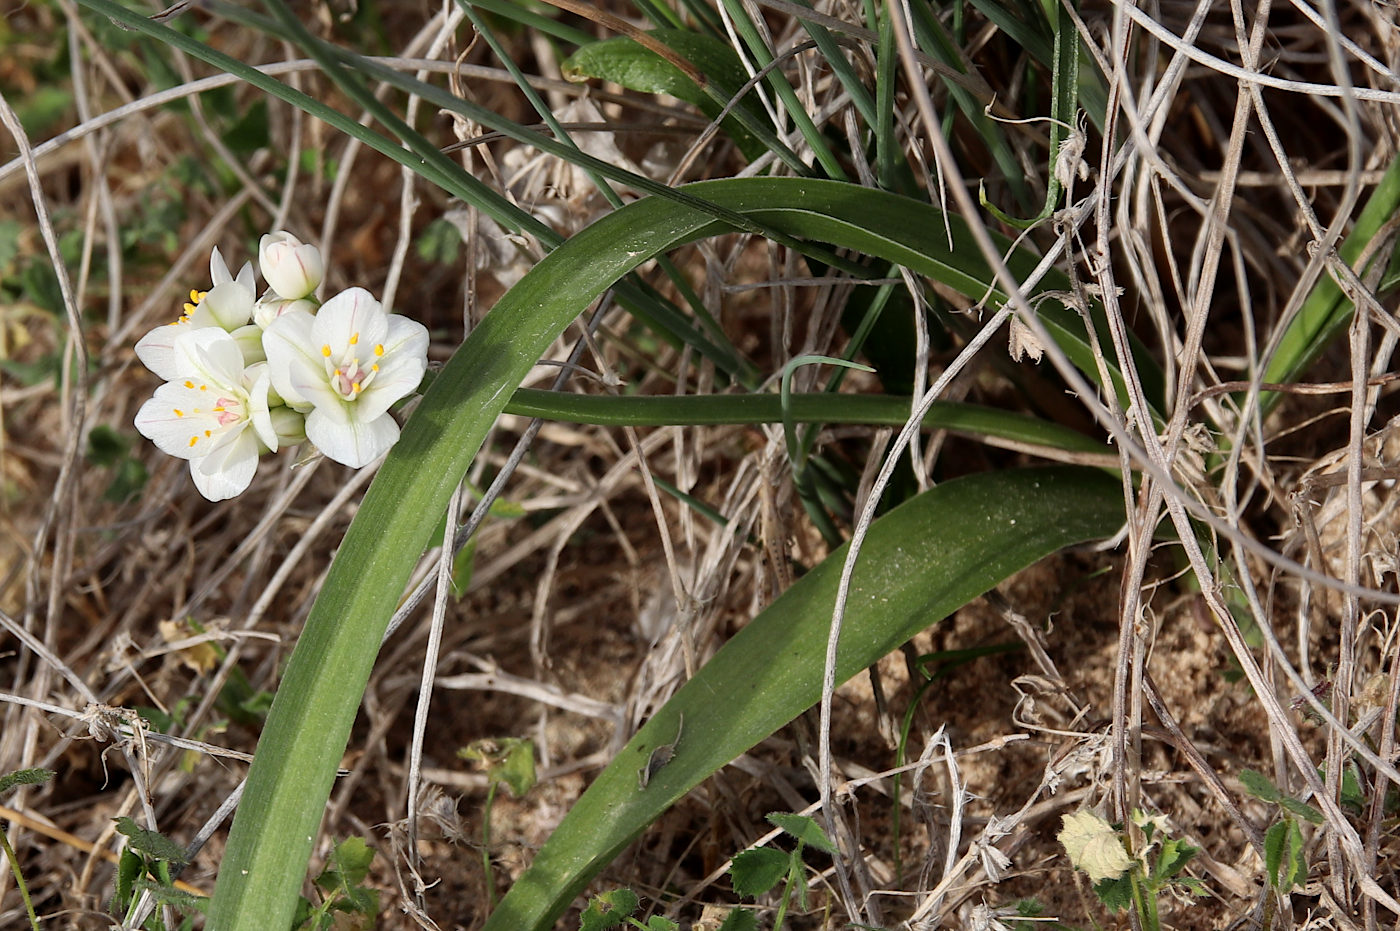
[133,232,429,498]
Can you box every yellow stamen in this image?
[173,409,184,417]
[184,381,194,389]
[373,344,384,357]
[188,436,199,448]
[349,333,359,345]
[321,344,332,358]
[352,382,362,394]
[370,364,379,373]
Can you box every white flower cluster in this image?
[134,233,429,501]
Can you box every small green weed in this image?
[1059,808,1205,929]
[0,767,54,931]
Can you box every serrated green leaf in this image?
[579,889,638,931]
[115,817,188,866]
[1238,768,1281,803]
[765,812,836,855]
[318,836,374,889]
[0,767,53,796]
[729,848,792,899]
[1279,796,1324,825]
[640,917,679,931]
[1093,873,1134,912]
[717,909,758,931]
[1151,837,1198,884]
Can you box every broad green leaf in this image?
[483,467,1124,931]
[205,176,1132,928]
[115,817,188,866]
[1279,796,1324,825]
[562,31,769,161]
[1238,767,1281,803]
[729,848,791,898]
[766,812,836,855]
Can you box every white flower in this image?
[136,247,258,380]
[134,327,281,501]
[262,287,428,468]
[259,231,323,300]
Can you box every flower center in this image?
[321,334,383,401]
[174,380,246,449]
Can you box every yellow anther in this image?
[204,430,212,438]
[370,364,379,373]
[184,380,194,388]
[373,344,385,357]
[352,382,362,394]
[322,344,332,358]
[188,436,199,448]
[173,408,184,417]
[349,333,359,345]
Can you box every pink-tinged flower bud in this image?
[259,231,324,301]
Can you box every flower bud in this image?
[259,231,323,300]
[254,294,318,330]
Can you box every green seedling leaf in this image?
[729,848,791,899]
[317,836,374,889]
[1238,768,1281,803]
[1265,819,1307,890]
[717,910,758,931]
[1341,763,1366,812]
[459,738,537,798]
[1150,836,1198,884]
[0,768,52,797]
[766,812,836,855]
[115,817,188,867]
[200,173,1135,929]
[579,888,638,931]
[1279,797,1324,825]
[637,918,679,931]
[417,217,462,264]
[1093,874,1135,913]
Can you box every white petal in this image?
[313,288,387,354]
[245,364,279,451]
[195,280,255,331]
[209,246,232,286]
[306,407,399,468]
[134,382,225,460]
[190,425,260,501]
[234,261,256,295]
[173,327,245,388]
[135,321,187,381]
[262,309,321,407]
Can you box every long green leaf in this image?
[208,176,1120,928]
[483,466,1125,931]
[504,387,1106,453]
